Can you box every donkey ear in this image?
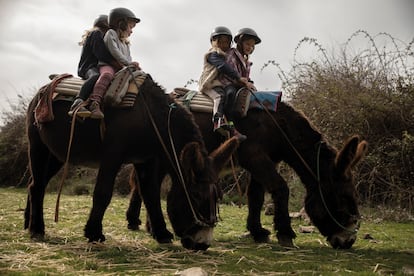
[350,140,368,168]
[209,136,240,172]
[336,136,367,175]
[180,142,205,173]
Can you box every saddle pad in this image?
[249,91,282,112]
[174,89,282,114]
[53,71,147,108]
[105,68,146,107]
[175,90,214,113]
[54,77,84,96]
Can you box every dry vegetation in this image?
[0,29,413,276]
[0,188,413,275]
[262,30,414,212]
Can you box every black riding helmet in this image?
[234,28,261,44]
[93,14,109,29]
[109,7,140,29]
[210,26,232,42]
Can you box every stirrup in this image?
[68,99,91,118]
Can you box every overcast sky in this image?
[0,0,413,115]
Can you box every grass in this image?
[0,187,413,275]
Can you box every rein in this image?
[315,142,359,234]
[128,69,215,228]
[167,105,216,227]
[248,89,358,234]
[54,104,82,222]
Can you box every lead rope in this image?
[248,90,318,180]
[229,153,243,208]
[54,105,81,222]
[166,107,210,227]
[316,142,358,234]
[248,89,357,233]
[127,68,209,227]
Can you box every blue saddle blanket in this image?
[249,91,282,112]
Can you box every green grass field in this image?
[0,188,413,275]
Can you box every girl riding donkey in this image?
[86,7,141,119]
[68,14,122,117]
[198,26,253,138]
[219,27,261,115]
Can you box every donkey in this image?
[24,73,240,250]
[126,90,368,249]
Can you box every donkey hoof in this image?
[251,228,271,243]
[127,223,140,231]
[155,229,174,244]
[278,236,298,249]
[157,237,173,244]
[127,218,142,231]
[30,232,45,241]
[87,234,106,243]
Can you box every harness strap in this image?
[249,90,358,234]
[127,68,212,227]
[54,106,79,222]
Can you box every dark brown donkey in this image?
[126,91,368,249]
[24,74,240,251]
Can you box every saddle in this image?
[35,70,147,123]
[172,88,282,119]
[54,69,147,107]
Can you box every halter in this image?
[166,104,218,228]
[128,69,217,228]
[248,89,359,234]
[315,142,359,234]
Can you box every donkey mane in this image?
[138,75,207,156]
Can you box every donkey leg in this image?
[26,151,63,239]
[134,162,173,243]
[246,179,271,242]
[240,150,296,246]
[126,168,142,230]
[268,173,297,248]
[84,156,121,242]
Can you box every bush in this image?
[263,31,414,211]
[0,95,29,187]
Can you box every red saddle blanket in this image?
[34,74,73,124]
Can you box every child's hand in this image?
[246,82,256,90]
[239,77,255,90]
[131,61,141,70]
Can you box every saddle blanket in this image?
[173,88,282,114]
[35,71,146,124]
[249,91,282,112]
[54,69,146,107]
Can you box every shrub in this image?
[263,31,413,211]
[0,95,29,187]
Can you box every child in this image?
[220,27,261,95]
[198,26,250,134]
[87,7,141,119]
[68,15,121,117]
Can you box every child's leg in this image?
[88,66,115,119]
[89,66,115,103]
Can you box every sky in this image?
[0,0,413,116]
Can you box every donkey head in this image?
[305,136,368,249]
[167,136,239,250]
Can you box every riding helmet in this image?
[109,7,140,28]
[234,28,261,44]
[93,14,109,29]
[210,26,232,41]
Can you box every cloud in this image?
[0,0,413,116]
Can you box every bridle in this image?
[248,89,359,234]
[166,105,219,228]
[129,69,217,229]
